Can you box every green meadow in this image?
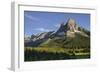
[24,47,90,61]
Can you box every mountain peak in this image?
[55,18,89,38]
[55,23,66,37]
[66,18,77,32]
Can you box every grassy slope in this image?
[39,33,90,49]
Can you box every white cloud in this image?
[34,28,51,32]
[25,14,39,21]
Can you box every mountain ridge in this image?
[24,18,90,49]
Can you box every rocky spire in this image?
[67,18,76,32]
[55,22,66,37]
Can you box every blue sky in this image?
[24,11,90,36]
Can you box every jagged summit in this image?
[65,18,79,37]
[66,18,77,32]
[55,22,66,37]
[55,18,89,38]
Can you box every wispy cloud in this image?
[25,14,39,21]
[54,23,61,28]
[34,28,51,32]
